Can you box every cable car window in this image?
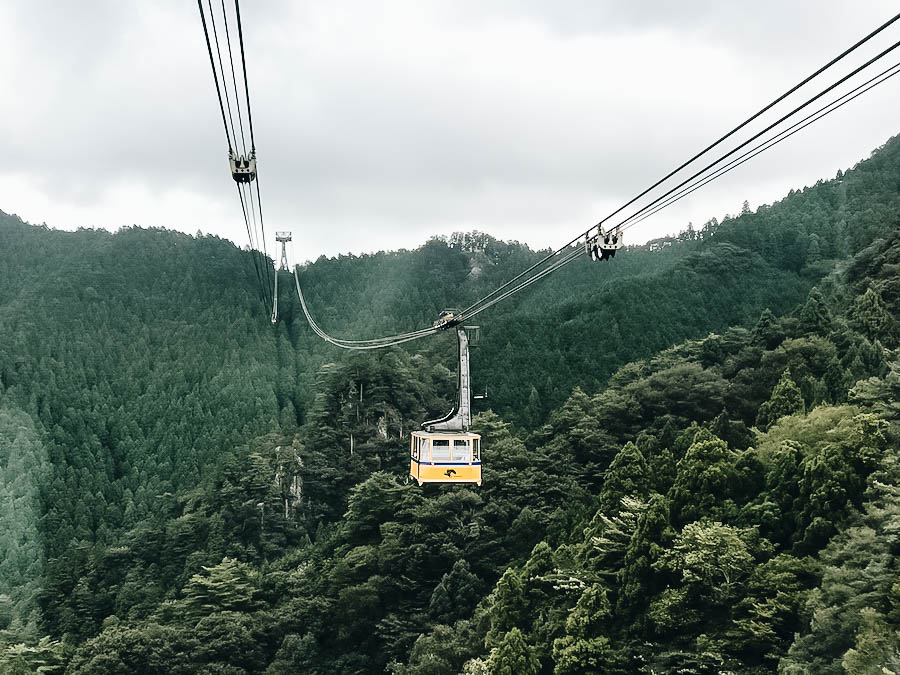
[452,439,469,461]
[432,439,451,461]
[473,438,481,461]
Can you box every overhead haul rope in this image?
[244,176,272,307]
[291,244,585,349]
[198,0,273,312]
[235,183,268,302]
[618,59,900,232]
[233,0,275,307]
[293,267,440,349]
[198,0,233,151]
[459,42,900,322]
[584,12,900,237]
[221,0,249,159]
[293,13,900,347]
[207,1,240,154]
[467,42,900,323]
[455,12,900,321]
[609,39,900,236]
[458,246,584,322]
[200,0,266,306]
[221,0,269,307]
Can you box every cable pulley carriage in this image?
[229,149,257,183]
[432,309,461,330]
[585,226,623,262]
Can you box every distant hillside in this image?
[0,134,898,672]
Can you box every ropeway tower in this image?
[271,231,292,323]
[276,232,291,271]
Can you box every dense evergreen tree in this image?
[756,367,805,430]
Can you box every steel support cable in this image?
[243,176,267,307]
[457,13,900,320]
[236,183,268,305]
[294,296,435,346]
[215,0,272,310]
[617,60,900,233]
[241,182,271,312]
[585,10,900,236]
[458,254,578,322]
[246,173,273,309]
[607,40,900,235]
[206,0,240,155]
[292,268,437,345]
[238,181,264,296]
[290,208,578,342]
[459,247,585,322]
[459,243,571,318]
[233,0,257,151]
[220,0,248,156]
[244,180,262,270]
[293,267,439,349]
[460,29,900,322]
[199,0,270,314]
[458,250,584,323]
[271,267,279,323]
[231,0,273,299]
[253,175,275,310]
[290,51,893,342]
[238,182,257,250]
[304,312,437,347]
[197,0,233,151]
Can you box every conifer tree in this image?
[852,286,896,345]
[551,582,616,673]
[752,308,781,348]
[428,559,483,626]
[756,368,805,431]
[798,287,831,334]
[182,557,258,621]
[668,430,739,526]
[616,494,675,625]
[598,442,649,515]
[485,569,527,649]
[487,628,539,675]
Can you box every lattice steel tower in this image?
[271,232,292,323]
[276,231,292,271]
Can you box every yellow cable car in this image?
[410,431,482,485]
[409,323,483,486]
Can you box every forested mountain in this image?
[0,134,898,673]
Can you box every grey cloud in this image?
[1,0,898,258]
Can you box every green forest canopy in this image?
[0,134,898,672]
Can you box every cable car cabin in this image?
[410,431,482,486]
[229,150,257,183]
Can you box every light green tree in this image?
[487,628,539,675]
[598,441,649,515]
[756,368,805,431]
[182,557,259,622]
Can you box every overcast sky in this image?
[1,1,898,263]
